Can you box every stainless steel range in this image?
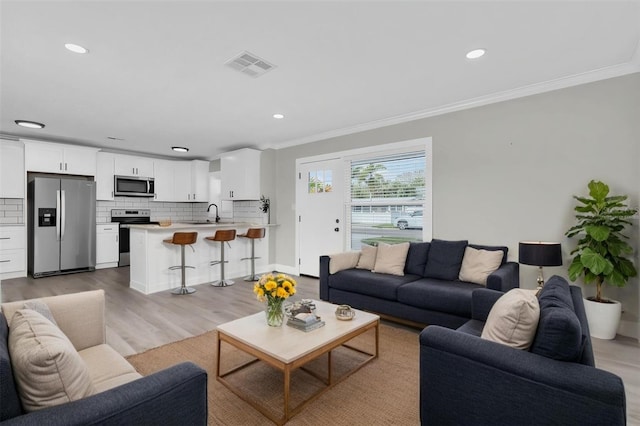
[111,209,156,266]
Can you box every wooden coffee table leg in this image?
[284,365,291,423]
[328,350,333,385]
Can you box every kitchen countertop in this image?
[128,222,278,231]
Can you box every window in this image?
[347,151,426,249]
[308,169,333,193]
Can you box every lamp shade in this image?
[519,242,562,267]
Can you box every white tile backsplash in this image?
[0,198,25,224]
[96,197,208,223]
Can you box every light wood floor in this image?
[1,267,638,424]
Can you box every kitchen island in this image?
[128,222,273,295]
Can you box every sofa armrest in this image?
[420,326,626,426]
[470,288,503,321]
[1,290,106,351]
[486,261,519,292]
[2,362,207,426]
[319,255,331,301]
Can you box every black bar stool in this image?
[238,227,266,281]
[163,232,198,295]
[205,229,236,287]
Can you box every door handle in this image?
[56,190,61,241]
[60,190,66,240]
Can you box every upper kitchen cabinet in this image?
[173,161,191,202]
[191,160,209,202]
[220,148,261,200]
[0,139,25,198]
[24,140,98,176]
[96,152,115,200]
[153,159,175,202]
[114,154,154,177]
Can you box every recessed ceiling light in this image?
[15,120,45,129]
[65,43,89,54]
[273,113,285,119]
[466,48,486,59]
[172,146,189,153]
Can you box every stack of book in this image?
[287,312,325,332]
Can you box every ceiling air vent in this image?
[225,51,276,78]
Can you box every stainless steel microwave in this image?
[114,175,155,197]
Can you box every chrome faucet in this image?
[207,203,220,223]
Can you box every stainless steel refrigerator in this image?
[28,176,96,278]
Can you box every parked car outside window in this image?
[393,210,423,230]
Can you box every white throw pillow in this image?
[373,242,410,276]
[8,309,96,412]
[329,251,361,274]
[458,246,504,285]
[481,289,540,350]
[356,244,378,270]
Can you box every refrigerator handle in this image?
[61,190,66,241]
[56,190,61,240]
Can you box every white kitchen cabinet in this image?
[190,160,209,202]
[114,154,154,177]
[153,159,175,202]
[0,139,25,198]
[173,161,191,202]
[220,148,261,200]
[0,226,26,278]
[24,140,97,176]
[96,223,119,269]
[96,152,115,200]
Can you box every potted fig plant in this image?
[565,180,637,339]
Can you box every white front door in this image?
[297,158,345,277]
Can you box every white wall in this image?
[271,72,640,338]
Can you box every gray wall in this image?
[272,72,640,336]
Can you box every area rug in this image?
[126,323,420,425]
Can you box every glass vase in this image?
[265,298,284,327]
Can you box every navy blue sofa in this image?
[420,276,626,425]
[320,240,519,329]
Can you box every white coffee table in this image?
[216,300,380,425]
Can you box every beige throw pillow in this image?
[329,251,361,274]
[458,246,504,285]
[8,309,96,412]
[481,289,540,350]
[356,244,378,270]
[373,242,410,276]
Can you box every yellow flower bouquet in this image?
[253,273,297,326]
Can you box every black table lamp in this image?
[519,241,563,289]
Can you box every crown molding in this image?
[264,60,640,152]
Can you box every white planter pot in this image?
[583,297,621,340]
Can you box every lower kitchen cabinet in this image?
[96,223,119,269]
[0,226,26,279]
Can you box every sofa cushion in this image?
[329,251,361,274]
[404,242,430,275]
[78,344,142,393]
[458,246,504,285]
[397,278,481,317]
[328,269,418,301]
[530,276,582,362]
[356,244,377,270]
[481,289,540,350]
[8,309,96,412]
[468,244,508,265]
[22,300,58,327]
[423,239,468,280]
[373,242,410,276]
[0,313,22,421]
